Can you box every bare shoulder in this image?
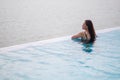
[71,30,85,39]
[78,30,85,35]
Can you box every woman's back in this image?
[80,31,91,43]
[71,20,96,43]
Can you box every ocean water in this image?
[0,0,120,48]
[0,28,120,80]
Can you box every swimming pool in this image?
[0,27,120,80]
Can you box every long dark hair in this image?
[85,20,96,43]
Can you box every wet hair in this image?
[85,20,96,43]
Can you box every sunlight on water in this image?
[0,0,120,47]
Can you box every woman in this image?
[71,20,96,43]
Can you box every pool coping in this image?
[0,26,120,52]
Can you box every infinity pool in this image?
[0,28,120,80]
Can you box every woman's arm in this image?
[71,32,83,39]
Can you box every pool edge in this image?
[0,26,120,52]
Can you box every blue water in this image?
[0,29,120,80]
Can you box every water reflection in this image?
[72,38,94,53]
[81,43,93,53]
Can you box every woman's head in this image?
[83,20,96,43]
[82,22,88,30]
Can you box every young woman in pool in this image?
[71,20,96,43]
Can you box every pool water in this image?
[0,29,120,80]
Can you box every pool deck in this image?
[0,26,120,53]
